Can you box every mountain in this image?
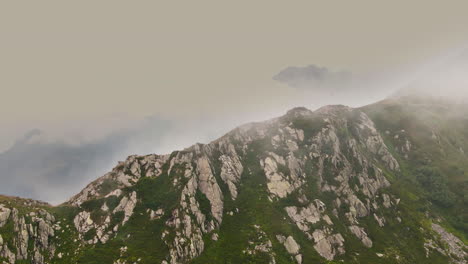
[0,95,467,264]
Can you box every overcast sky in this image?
[1,1,468,203]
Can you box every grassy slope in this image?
[362,97,468,242]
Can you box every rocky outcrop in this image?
[113,191,137,225]
[74,211,93,234]
[262,155,293,198]
[312,228,345,261]
[431,223,467,264]
[218,142,243,200]
[285,199,333,235]
[353,112,400,171]
[276,235,302,264]
[0,204,58,264]
[0,242,16,264]
[0,205,11,228]
[72,191,138,245]
[161,149,224,264]
[196,156,224,224]
[348,225,373,248]
[165,177,206,264]
[69,154,170,206]
[148,208,164,220]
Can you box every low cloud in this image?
[273,48,468,108]
[0,113,260,204]
[273,65,352,92]
[2,50,467,204]
[273,64,402,107]
[398,48,468,100]
[0,117,173,204]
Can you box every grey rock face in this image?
[373,213,385,227]
[72,191,138,245]
[0,205,11,227]
[354,112,400,171]
[113,191,137,225]
[262,155,293,198]
[13,209,29,260]
[0,205,57,264]
[69,154,170,206]
[276,235,302,264]
[74,211,93,234]
[218,142,243,200]
[285,199,332,234]
[284,236,300,255]
[196,156,224,224]
[163,151,210,264]
[149,208,164,220]
[348,225,373,248]
[312,228,345,261]
[0,243,16,263]
[431,223,467,264]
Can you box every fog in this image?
[2,47,468,204]
[0,109,283,204]
[2,0,468,203]
[275,48,468,107]
[398,49,468,100]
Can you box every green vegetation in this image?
[362,98,468,242]
[415,167,456,207]
[98,178,120,196]
[195,190,212,221]
[0,96,466,264]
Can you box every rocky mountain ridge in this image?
[1,97,467,264]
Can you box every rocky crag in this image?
[0,95,467,264]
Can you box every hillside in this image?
[0,96,467,264]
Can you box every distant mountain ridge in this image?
[0,117,172,204]
[0,95,467,264]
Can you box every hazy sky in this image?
[2,1,468,148]
[1,1,468,202]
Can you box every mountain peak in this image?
[315,104,353,115]
[285,106,313,117]
[0,100,466,264]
